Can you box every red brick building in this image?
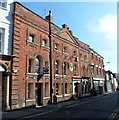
[10,2,105,110]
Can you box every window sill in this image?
[41,45,50,49]
[26,73,38,76]
[62,75,70,78]
[64,94,71,96]
[63,52,69,56]
[0,6,7,10]
[27,41,38,48]
[26,99,35,102]
[56,95,62,97]
[55,74,62,77]
[54,49,62,53]
[43,97,50,100]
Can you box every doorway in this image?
[35,83,43,106]
[0,72,6,111]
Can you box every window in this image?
[54,43,59,50]
[55,60,59,75]
[95,56,97,61]
[63,62,66,75]
[42,39,47,47]
[0,33,2,53]
[99,58,100,63]
[0,0,7,9]
[84,55,87,60]
[56,83,59,95]
[62,83,64,94]
[70,83,73,93]
[73,51,76,56]
[45,83,49,97]
[45,61,48,67]
[36,57,40,73]
[91,53,93,59]
[91,65,94,74]
[96,67,98,75]
[65,83,68,94]
[100,68,102,75]
[0,28,5,53]
[28,59,34,73]
[63,47,67,53]
[74,64,77,76]
[28,34,35,42]
[28,83,33,99]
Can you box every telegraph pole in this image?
[49,10,53,104]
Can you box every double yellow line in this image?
[108,106,119,120]
[19,94,108,119]
[19,110,54,120]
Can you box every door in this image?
[36,83,43,106]
[0,72,6,111]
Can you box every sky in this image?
[17,1,117,73]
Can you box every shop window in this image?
[0,1,7,9]
[65,83,68,94]
[70,83,73,93]
[42,39,47,47]
[28,34,35,43]
[45,83,49,97]
[28,59,34,73]
[28,83,33,99]
[0,28,5,53]
[62,83,64,94]
[56,83,59,95]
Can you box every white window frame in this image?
[0,28,5,54]
[28,34,35,43]
[0,0,7,9]
[42,39,47,47]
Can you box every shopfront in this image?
[93,77,105,94]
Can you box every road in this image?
[21,92,119,120]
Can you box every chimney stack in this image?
[62,24,68,28]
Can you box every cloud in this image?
[87,14,117,73]
[87,14,117,40]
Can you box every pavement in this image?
[1,92,111,120]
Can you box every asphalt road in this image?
[21,92,119,119]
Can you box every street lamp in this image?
[48,10,53,104]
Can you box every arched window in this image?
[63,62,66,75]
[36,56,43,74]
[55,60,59,75]
[36,57,40,73]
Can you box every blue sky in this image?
[19,2,117,73]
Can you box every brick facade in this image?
[10,2,105,109]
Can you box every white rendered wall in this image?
[0,0,13,55]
